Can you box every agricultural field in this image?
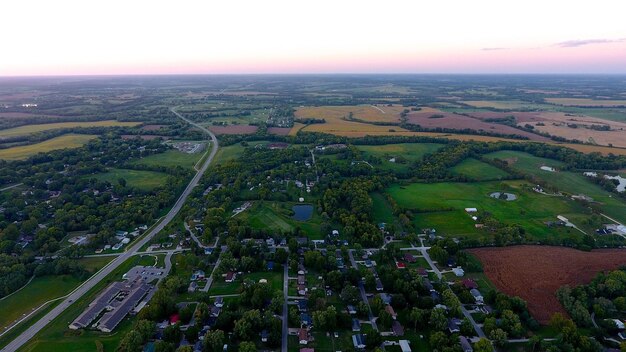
[405,107,547,141]
[386,180,593,239]
[545,98,626,107]
[129,148,205,169]
[90,168,168,191]
[0,134,97,160]
[469,245,626,324]
[449,158,510,181]
[484,150,626,223]
[0,120,140,138]
[460,100,547,110]
[295,105,408,123]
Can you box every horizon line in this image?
[2,72,626,79]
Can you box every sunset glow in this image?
[2,0,626,75]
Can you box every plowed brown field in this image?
[468,245,626,324]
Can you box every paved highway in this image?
[2,108,218,352]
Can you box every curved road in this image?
[2,108,218,352]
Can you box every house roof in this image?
[392,321,404,336]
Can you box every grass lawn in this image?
[0,134,97,160]
[414,210,480,236]
[213,141,268,165]
[243,271,283,292]
[0,257,112,331]
[387,180,593,240]
[485,150,626,224]
[371,192,395,224]
[130,148,205,170]
[238,201,323,240]
[208,279,242,296]
[450,158,510,181]
[0,121,139,138]
[90,168,168,191]
[16,255,150,352]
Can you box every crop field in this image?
[0,134,97,160]
[130,148,204,169]
[406,108,547,141]
[449,158,510,181]
[371,192,395,224]
[357,143,444,171]
[90,168,167,191]
[469,245,626,324]
[0,120,140,138]
[484,150,626,223]
[460,100,546,110]
[387,180,592,239]
[545,98,626,107]
[213,141,269,165]
[295,105,407,123]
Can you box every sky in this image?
[1,0,626,75]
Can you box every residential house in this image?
[352,334,366,349]
[225,271,236,283]
[392,321,405,336]
[214,297,224,308]
[459,336,473,352]
[352,318,361,332]
[470,289,484,304]
[298,328,309,345]
[399,340,411,352]
[385,305,397,320]
[375,278,384,291]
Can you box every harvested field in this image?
[461,100,539,110]
[546,98,626,107]
[528,122,626,147]
[289,122,305,136]
[0,120,140,138]
[141,124,168,131]
[295,105,406,123]
[207,125,258,135]
[469,245,626,324]
[406,108,547,141]
[267,127,291,135]
[0,134,97,160]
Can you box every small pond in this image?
[292,204,313,221]
[489,192,517,201]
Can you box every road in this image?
[0,183,23,192]
[416,246,486,339]
[281,263,288,352]
[348,250,378,331]
[2,108,218,352]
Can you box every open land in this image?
[0,120,140,138]
[469,245,626,324]
[0,134,97,160]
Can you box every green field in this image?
[130,148,204,169]
[0,120,140,138]
[238,202,323,239]
[14,256,149,352]
[0,257,113,349]
[0,134,97,160]
[371,192,395,224]
[450,158,510,181]
[90,168,167,191]
[213,141,268,165]
[484,150,626,223]
[387,180,592,239]
[414,210,480,236]
[357,143,443,171]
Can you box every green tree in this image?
[239,342,257,352]
[473,338,493,352]
[204,330,225,352]
[429,308,448,331]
